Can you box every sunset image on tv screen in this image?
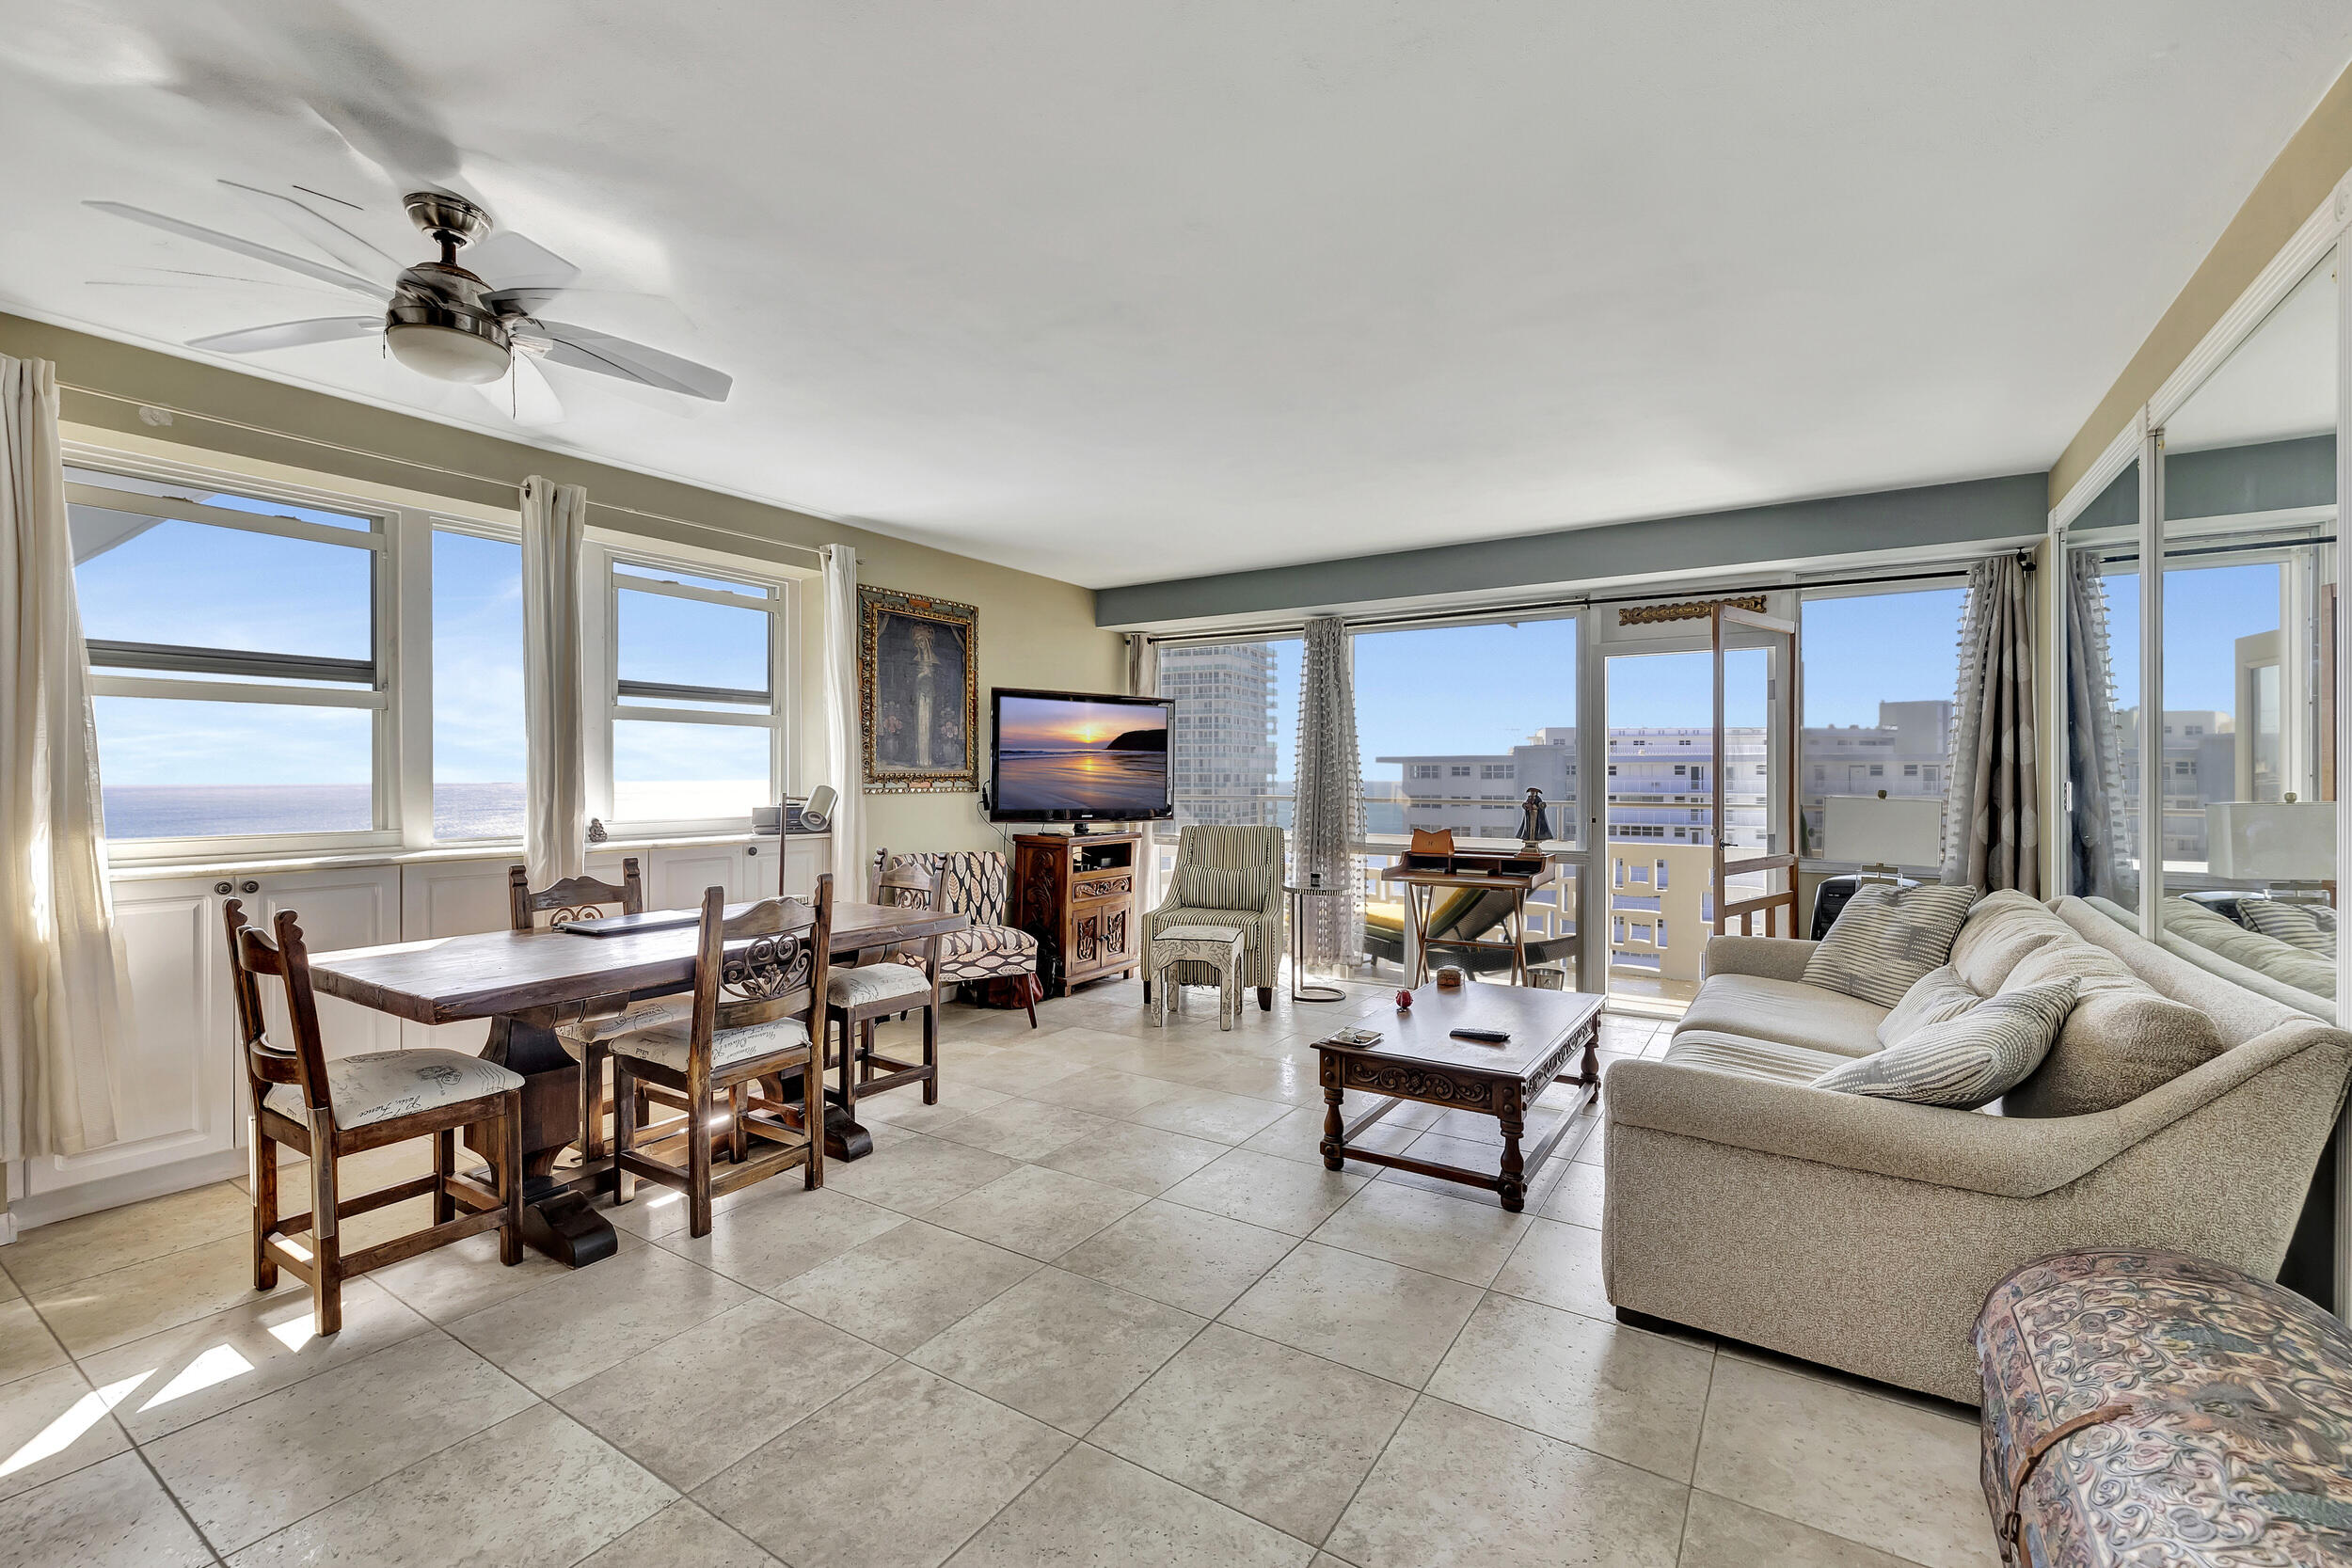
[996,696,1168,814]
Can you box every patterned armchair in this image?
[872,848,1041,1025]
[1143,826,1286,1012]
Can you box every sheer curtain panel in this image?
[1,355,129,1158]
[819,544,865,887]
[521,474,589,886]
[1127,632,1168,907]
[1294,616,1364,974]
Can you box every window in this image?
[1449,765,1472,777]
[434,528,525,840]
[1654,859,1668,889]
[1656,919,1668,948]
[1800,583,1966,861]
[71,467,388,846]
[1163,638,1299,831]
[596,551,792,829]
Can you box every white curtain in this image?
[0,355,129,1158]
[1294,616,1365,974]
[520,474,588,888]
[1126,632,1168,908]
[819,544,866,889]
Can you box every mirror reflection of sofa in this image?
[2086,894,2335,1022]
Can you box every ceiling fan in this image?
[87,187,731,425]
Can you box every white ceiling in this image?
[4,4,2350,589]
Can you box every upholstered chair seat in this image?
[262,1048,522,1132]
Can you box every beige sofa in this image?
[1601,894,2351,1404]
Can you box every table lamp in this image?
[1823,792,1945,882]
[2205,799,2334,887]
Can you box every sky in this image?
[2098,559,2281,713]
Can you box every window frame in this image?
[583,536,800,839]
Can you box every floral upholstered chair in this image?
[1143,825,1286,1013]
[871,848,1042,1025]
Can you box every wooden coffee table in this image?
[1316,984,1604,1212]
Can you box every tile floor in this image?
[0,981,2000,1568]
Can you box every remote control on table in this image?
[1449,1026,1512,1044]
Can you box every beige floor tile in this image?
[1219,1243,1482,1389]
[1425,1294,1711,1481]
[1538,1159,1605,1227]
[83,1275,431,1442]
[822,1132,1022,1216]
[1327,1396,1686,1568]
[230,1402,675,1568]
[955,1050,1091,1098]
[1056,1200,1298,1318]
[659,1185,908,1292]
[1366,1128,1570,1212]
[1020,1024,1159,1065]
[1238,1103,1421,1171]
[147,1329,533,1553]
[1309,1181,1532,1287]
[0,1450,212,1568]
[1,1181,250,1296]
[1022,1066,1190,1117]
[928,1164,1144,1260]
[1693,1355,2000,1568]
[696,1361,1071,1568]
[778,1220,1041,1353]
[368,1225,579,1323]
[1160,1148,1368,1236]
[1092,1323,1414,1542]
[1573,1117,1606,1165]
[29,1232,299,1358]
[1490,1214,1613,1321]
[926,1098,1115,1161]
[0,1361,134,1503]
[1129,1087,1293,1144]
[576,1497,779,1567]
[910,1266,1203,1434]
[858,1081,1013,1134]
[947,1442,1311,1567]
[1038,1123,1229,1196]
[450,1242,755,1395]
[0,1302,65,1391]
[0,1271,18,1306]
[603,1173,768,1242]
[554,1297,891,1489]
[1678,1490,1922,1568]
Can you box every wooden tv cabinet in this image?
[1012,832,1141,997]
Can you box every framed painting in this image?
[858,585,979,793]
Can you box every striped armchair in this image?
[872,848,1042,1025]
[1143,826,1286,1012]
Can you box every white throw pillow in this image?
[1814,979,2079,1110]
[1802,882,1980,1008]
[1875,965,1985,1048]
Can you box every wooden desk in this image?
[309,899,968,1266]
[1315,984,1602,1212]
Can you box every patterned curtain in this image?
[1941,555,2041,894]
[1293,617,1364,974]
[2064,555,2130,901]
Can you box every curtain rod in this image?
[56,380,824,564]
[1145,559,1995,647]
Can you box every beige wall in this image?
[2049,61,2352,505]
[0,312,1121,859]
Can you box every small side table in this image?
[1283,884,1347,1003]
[1150,925,1245,1030]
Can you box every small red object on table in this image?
[1394,989,1413,1009]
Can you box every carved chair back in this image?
[682,874,834,1078]
[223,898,334,1120]
[507,857,644,931]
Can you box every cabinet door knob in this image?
[240,880,261,895]
[746,845,758,857]
[215,881,234,896]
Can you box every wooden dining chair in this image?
[512,858,664,1186]
[827,856,945,1122]
[226,900,525,1336]
[609,876,834,1236]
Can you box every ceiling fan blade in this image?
[188,317,382,354]
[474,353,564,427]
[465,231,580,293]
[219,180,399,282]
[86,201,391,302]
[528,321,732,403]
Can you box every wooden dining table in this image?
[307,898,969,1267]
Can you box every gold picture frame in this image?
[858,585,978,794]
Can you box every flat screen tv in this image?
[990,688,1173,824]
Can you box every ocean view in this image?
[103,782,529,842]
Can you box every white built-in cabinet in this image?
[9,834,827,1227]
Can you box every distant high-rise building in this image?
[1159,642,1279,826]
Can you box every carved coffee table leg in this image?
[1498,1109,1527,1212]
[1321,1084,1346,1171]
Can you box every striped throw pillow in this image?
[2240,899,2337,959]
[1814,979,2078,1109]
[1803,881,1979,1008]
[1875,965,1985,1048]
[1174,864,1262,911]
